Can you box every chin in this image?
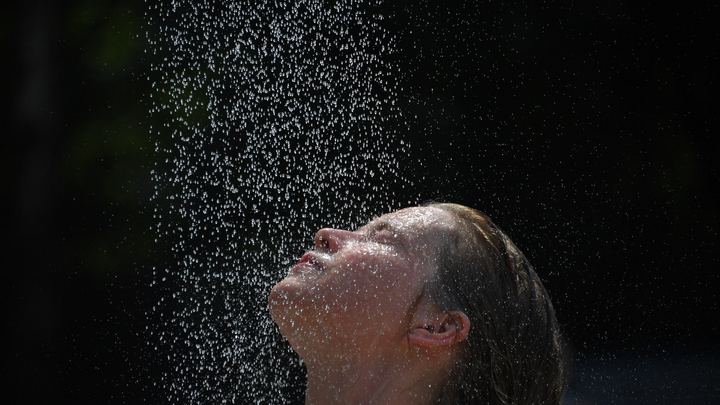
[268,285,306,352]
[268,281,290,320]
[268,279,306,330]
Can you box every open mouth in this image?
[293,252,323,272]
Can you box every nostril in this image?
[315,228,348,252]
[318,234,329,248]
[315,229,333,250]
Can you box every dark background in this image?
[2,0,718,404]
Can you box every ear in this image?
[408,310,471,348]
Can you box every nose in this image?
[314,228,356,253]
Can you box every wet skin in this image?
[268,206,457,357]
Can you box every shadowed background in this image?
[2,0,718,404]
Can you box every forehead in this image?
[366,207,456,241]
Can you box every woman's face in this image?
[268,206,456,353]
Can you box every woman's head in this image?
[268,203,566,404]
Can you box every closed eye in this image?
[358,221,405,249]
[373,229,397,244]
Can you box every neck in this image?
[303,352,443,405]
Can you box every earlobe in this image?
[408,310,471,348]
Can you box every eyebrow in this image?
[364,220,396,233]
[353,219,393,237]
[370,221,408,242]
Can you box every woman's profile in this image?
[268,202,566,404]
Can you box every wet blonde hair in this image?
[424,203,567,405]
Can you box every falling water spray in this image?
[147,1,413,402]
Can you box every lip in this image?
[292,252,322,272]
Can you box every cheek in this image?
[270,248,419,324]
[333,262,419,317]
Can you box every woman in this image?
[268,203,566,404]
